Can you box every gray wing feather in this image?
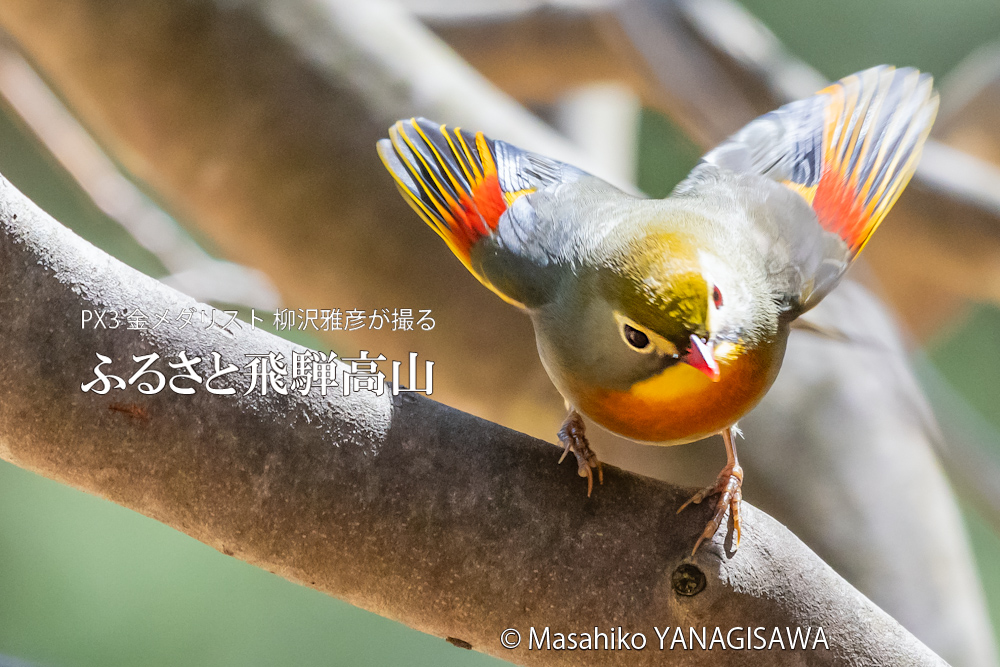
[479,143,633,307]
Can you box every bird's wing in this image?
[677,65,938,312]
[377,118,600,308]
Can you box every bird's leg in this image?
[677,426,743,555]
[557,409,604,497]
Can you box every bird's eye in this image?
[623,324,650,350]
[712,285,723,308]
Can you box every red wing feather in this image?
[787,67,938,255]
[378,118,522,268]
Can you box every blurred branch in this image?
[553,81,641,187]
[938,40,1000,147]
[419,1,763,147]
[401,0,621,22]
[917,359,1000,540]
[0,655,32,667]
[0,173,948,666]
[0,36,280,310]
[934,40,1000,199]
[742,282,998,667]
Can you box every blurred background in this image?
[0,0,999,665]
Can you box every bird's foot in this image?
[557,410,603,497]
[678,463,743,555]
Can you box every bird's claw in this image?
[678,464,743,555]
[558,411,603,497]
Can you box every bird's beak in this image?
[686,334,720,382]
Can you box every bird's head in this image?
[533,230,772,401]
[599,230,755,384]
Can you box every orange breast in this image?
[569,334,787,445]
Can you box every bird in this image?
[377,65,938,555]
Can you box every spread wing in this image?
[378,118,607,308]
[676,65,938,312]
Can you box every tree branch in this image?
[0,36,281,310]
[0,171,947,666]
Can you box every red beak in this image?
[686,334,720,382]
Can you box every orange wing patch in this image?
[378,118,533,269]
[789,67,938,256]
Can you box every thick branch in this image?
[0,172,946,666]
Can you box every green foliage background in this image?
[1,1,999,664]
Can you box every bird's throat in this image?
[570,338,785,445]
